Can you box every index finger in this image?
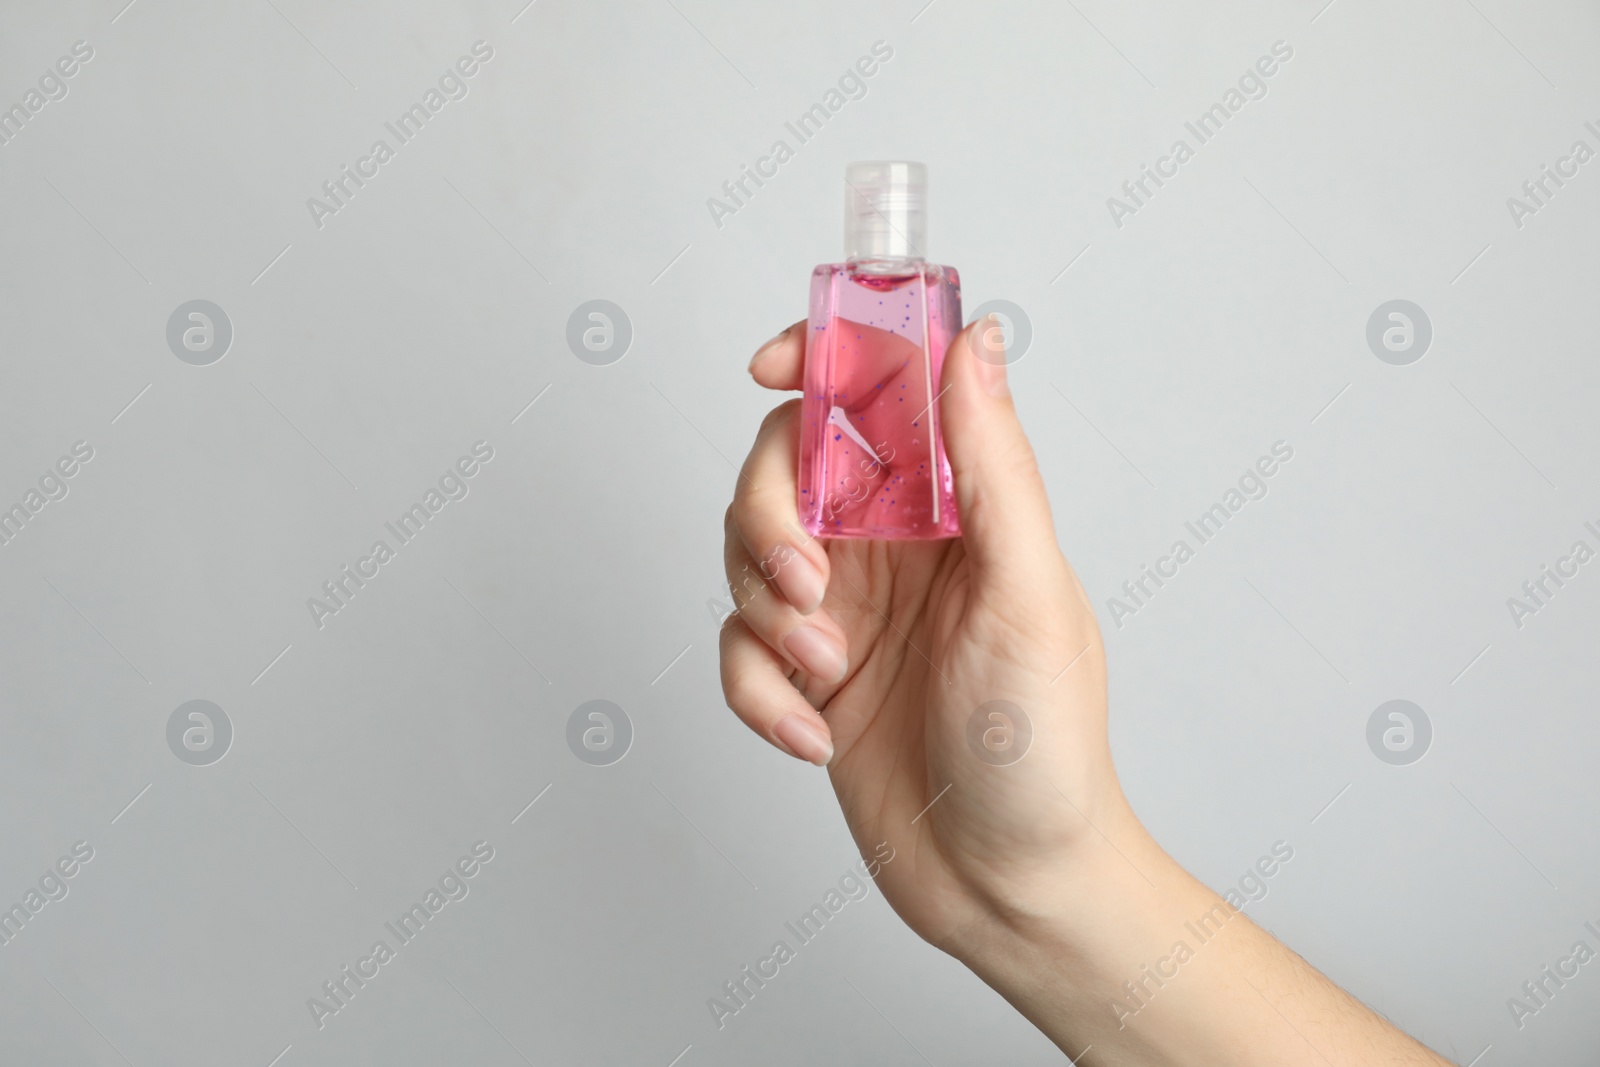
[747,319,807,391]
[732,399,831,615]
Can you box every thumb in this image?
[938,315,1061,587]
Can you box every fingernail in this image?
[748,326,791,372]
[774,712,833,766]
[774,548,826,614]
[783,625,847,684]
[971,315,1010,397]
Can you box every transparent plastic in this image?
[798,260,962,539]
[843,160,927,262]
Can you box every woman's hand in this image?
[719,318,1455,1066]
[719,316,1129,953]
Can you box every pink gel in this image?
[798,262,961,539]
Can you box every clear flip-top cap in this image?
[843,160,927,262]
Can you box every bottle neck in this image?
[847,254,926,276]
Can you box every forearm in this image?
[953,805,1453,1066]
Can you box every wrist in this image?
[951,780,1161,939]
[943,801,1196,1035]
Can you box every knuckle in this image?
[720,664,762,719]
[731,492,778,554]
[728,569,770,619]
[758,398,801,434]
[1001,432,1043,484]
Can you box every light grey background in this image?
[2,0,1597,1063]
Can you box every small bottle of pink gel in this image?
[799,161,961,540]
